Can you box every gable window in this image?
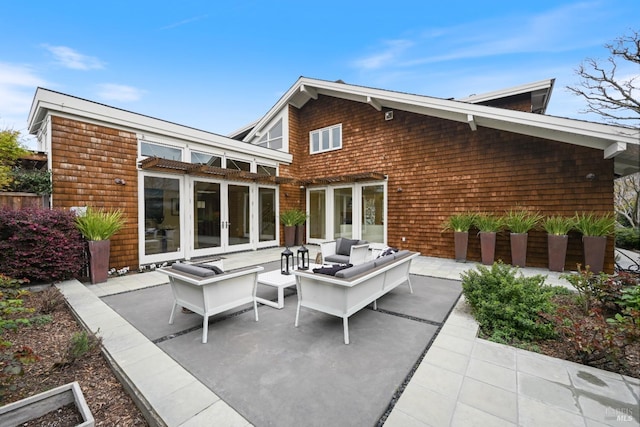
[257,118,283,150]
[141,142,182,161]
[191,152,222,167]
[310,124,341,154]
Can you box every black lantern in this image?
[297,245,309,270]
[281,247,294,275]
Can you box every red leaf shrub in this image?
[0,208,85,282]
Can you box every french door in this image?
[307,182,386,245]
[191,180,253,257]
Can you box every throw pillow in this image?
[336,238,359,256]
[199,264,224,274]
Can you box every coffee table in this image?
[256,264,321,309]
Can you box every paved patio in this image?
[57,248,640,426]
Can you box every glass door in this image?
[333,187,353,239]
[225,183,252,251]
[141,174,184,263]
[308,189,326,244]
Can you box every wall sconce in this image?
[586,173,596,181]
[385,111,394,121]
[114,178,126,185]
[397,187,403,193]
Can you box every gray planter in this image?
[0,381,94,426]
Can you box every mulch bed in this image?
[1,287,148,426]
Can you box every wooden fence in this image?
[0,192,48,210]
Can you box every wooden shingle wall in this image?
[50,116,139,270]
[284,95,615,271]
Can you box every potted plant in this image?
[75,207,125,284]
[573,212,615,274]
[442,212,476,262]
[503,208,542,267]
[294,209,308,246]
[541,215,575,272]
[474,213,503,265]
[280,209,304,247]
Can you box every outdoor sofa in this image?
[159,263,264,343]
[293,250,419,344]
[320,237,370,265]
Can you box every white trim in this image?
[457,79,554,104]
[243,77,639,175]
[28,88,292,164]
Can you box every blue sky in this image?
[1,1,638,149]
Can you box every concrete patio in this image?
[57,248,639,426]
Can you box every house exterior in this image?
[27,77,639,273]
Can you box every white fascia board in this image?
[457,79,554,103]
[28,88,292,164]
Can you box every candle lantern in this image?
[281,247,294,275]
[297,245,309,270]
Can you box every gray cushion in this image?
[393,250,411,259]
[336,238,359,256]
[324,254,351,264]
[171,263,215,277]
[374,255,395,267]
[335,260,376,279]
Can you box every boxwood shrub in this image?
[461,261,563,343]
[615,227,640,250]
[0,208,85,282]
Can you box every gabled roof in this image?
[28,88,292,164]
[457,79,555,114]
[245,77,639,176]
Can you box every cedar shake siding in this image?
[283,94,615,271]
[50,116,139,269]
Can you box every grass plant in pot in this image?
[574,212,615,274]
[503,208,542,267]
[542,215,575,272]
[442,212,476,262]
[294,210,308,246]
[474,213,503,265]
[280,209,305,247]
[75,207,125,284]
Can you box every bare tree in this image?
[614,172,640,229]
[566,29,640,124]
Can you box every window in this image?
[140,142,182,161]
[191,152,222,167]
[226,158,251,172]
[257,164,276,176]
[310,124,341,154]
[257,119,283,150]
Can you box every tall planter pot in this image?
[283,225,296,247]
[583,235,607,274]
[479,232,496,265]
[88,240,110,284]
[547,234,569,272]
[295,224,305,246]
[510,233,528,267]
[454,231,469,262]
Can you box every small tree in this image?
[566,30,639,124]
[0,129,28,190]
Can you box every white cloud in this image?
[96,84,144,102]
[352,1,609,71]
[351,39,414,70]
[44,45,104,70]
[160,15,208,30]
[0,62,46,118]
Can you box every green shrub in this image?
[615,227,640,250]
[461,262,558,342]
[8,167,52,195]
